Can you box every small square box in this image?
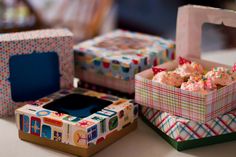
[135,5,236,122]
[0,29,73,117]
[12,29,138,157]
[74,30,175,94]
[15,88,138,157]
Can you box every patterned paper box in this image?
[141,106,236,150]
[74,30,175,93]
[135,5,236,122]
[0,29,73,117]
[135,58,236,122]
[15,88,138,149]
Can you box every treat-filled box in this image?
[141,106,236,151]
[74,29,175,94]
[15,88,138,157]
[135,57,236,122]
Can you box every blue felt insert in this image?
[9,52,60,102]
[43,94,112,118]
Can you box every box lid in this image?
[0,29,74,116]
[176,5,236,59]
[74,29,175,80]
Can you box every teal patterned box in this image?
[74,30,175,93]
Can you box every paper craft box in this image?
[12,29,138,156]
[74,30,175,94]
[15,88,138,157]
[135,5,236,123]
[0,29,73,117]
[141,106,236,151]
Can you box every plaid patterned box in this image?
[0,29,73,117]
[74,30,175,93]
[141,106,236,150]
[135,58,236,123]
[16,88,138,156]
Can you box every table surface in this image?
[1,50,236,157]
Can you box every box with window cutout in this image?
[15,88,138,157]
[0,29,73,117]
[135,5,236,123]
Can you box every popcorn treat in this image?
[189,73,203,82]
[152,59,235,94]
[152,71,184,87]
[181,80,208,94]
[191,62,204,74]
[204,78,217,91]
[176,57,205,79]
[232,64,236,81]
[232,63,236,72]
[232,72,236,81]
[205,67,233,86]
[175,63,194,79]
[175,62,204,79]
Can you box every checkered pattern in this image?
[141,106,236,141]
[0,29,74,117]
[135,72,236,122]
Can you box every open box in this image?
[15,88,138,157]
[10,29,138,157]
[74,30,175,95]
[141,106,236,150]
[136,57,236,122]
[135,5,236,123]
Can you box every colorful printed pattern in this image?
[53,130,62,142]
[42,125,52,139]
[0,29,74,117]
[74,30,175,81]
[16,88,138,148]
[135,68,236,122]
[19,115,29,133]
[31,117,41,136]
[141,106,236,141]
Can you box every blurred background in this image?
[1,0,236,52]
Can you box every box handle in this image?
[176,5,236,59]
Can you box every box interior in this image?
[43,94,112,118]
[9,52,60,102]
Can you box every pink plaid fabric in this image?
[135,75,236,122]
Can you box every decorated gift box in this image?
[141,106,236,150]
[11,29,138,156]
[74,29,175,94]
[135,5,236,123]
[15,88,138,157]
[0,29,73,117]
